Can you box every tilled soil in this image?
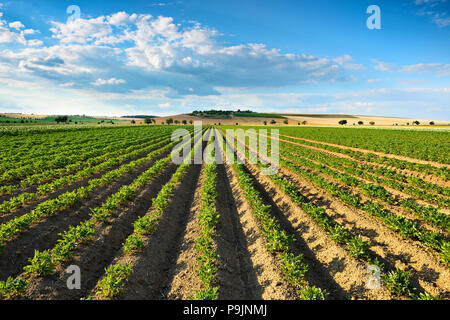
[165,164,206,299]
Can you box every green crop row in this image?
[280,141,450,207]
[191,131,220,300]
[279,153,449,266]
[278,127,450,165]
[278,132,449,181]
[0,140,179,249]
[280,147,450,233]
[0,136,173,214]
[0,131,175,196]
[0,127,177,181]
[0,130,203,300]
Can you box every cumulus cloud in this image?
[0,10,360,98]
[0,12,41,46]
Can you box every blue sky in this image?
[0,0,449,119]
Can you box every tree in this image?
[369,121,375,125]
[429,121,435,125]
[144,118,152,124]
[131,120,136,124]
[358,121,364,125]
[283,119,288,124]
[270,120,276,124]
[413,120,420,125]
[338,120,347,125]
[302,120,307,125]
[264,121,267,125]
[189,120,193,124]
[182,120,187,125]
[235,122,239,125]
[166,118,174,125]
[55,116,68,123]
[174,120,180,124]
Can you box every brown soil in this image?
[282,151,449,237]
[214,163,263,299]
[0,138,167,204]
[227,130,449,298]
[165,164,206,299]
[22,162,179,300]
[222,160,295,300]
[285,149,450,226]
[242,131,450,297]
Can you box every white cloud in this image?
[23,28,39,35]
[92,78,126,86]
[8,21,24,30]
[414,0,450,27]
[372,59,450,76]
[107,12,137,26]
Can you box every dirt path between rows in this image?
[223,132,391,300]
[284,150,450,229]
[222,161,295,300]
[165,164,206,299]
[0,143,169,226]
[214,163,263,299]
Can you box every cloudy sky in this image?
[0,0,449,119]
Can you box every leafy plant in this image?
[381,268,412,296]
[23,250,54,276]
[0,277,28,299]
[96,264,132,298]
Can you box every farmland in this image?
[0,124,448,300]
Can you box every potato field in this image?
[0,125,448,300]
